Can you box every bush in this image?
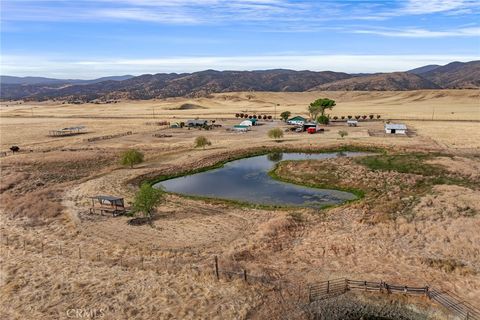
[268,128,284,141]
[338,130,348,139]
[132,183,164,221]
[120,149,144,168]
[317,115,330,125]
[194,136,212,149]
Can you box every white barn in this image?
[385,123,407,135]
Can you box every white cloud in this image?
[354,27,480,38]
[402,0,478,14]
[2,54,478,78]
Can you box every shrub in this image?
[347,115,352,119]
[120,149,144,168]
[132,183,164,221]
[317,115,330,125]
[194,136,212,149]
[333,116,338,120]
[268,128,284,141]
[338,130,348,139]
[369,114,374,120]
[377,115,381,119]
[341,116,345,120]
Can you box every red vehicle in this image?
[307,127,317,134]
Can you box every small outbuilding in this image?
[240,120,253,127]
[232,125,249,132]
[302,121,318,132]
[347,120,358,127]
[89,195,126,216]
[287,116,306,125]
[385,123,407,135]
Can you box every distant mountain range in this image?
[1,61,478,101]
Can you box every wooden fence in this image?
[84,131,133,142]
[308,278,480,320]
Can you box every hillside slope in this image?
[420,61,480,89]
[310,72,441,91]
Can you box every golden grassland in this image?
[0,90,479,319]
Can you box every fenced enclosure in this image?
[308,278,480,320]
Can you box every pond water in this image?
[154,152,367,208]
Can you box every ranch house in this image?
[287,116,306,125]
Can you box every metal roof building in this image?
[385,123,407,134]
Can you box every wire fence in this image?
[3,234,479,320]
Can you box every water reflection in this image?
[155,152,366,208]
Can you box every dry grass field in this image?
[1,90,479,319]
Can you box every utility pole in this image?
[431,105,435,121]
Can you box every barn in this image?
[385,123,407,135]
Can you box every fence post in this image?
[243,269,247,283]
[141,256,144,269]
[214,256,219,280]
[327,280,330,294]
[41,242,44,256]
[78,247,82,259]
[59,245,63,256]
[308,285,312,303]
[23,239,26,252]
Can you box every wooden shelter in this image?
[49,126,86,137]
[89,195,126,216]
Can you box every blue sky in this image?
[1,0,479,78]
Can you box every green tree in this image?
[120,149,144,168]
[308,98,336,119]
[194,136,212,149]
[280,111,291,122]
[317,115,330,125]
[338,130,348,139]
[268,128,284,142]
[133,183,164,221]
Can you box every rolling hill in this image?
[311,72,441,91]
[1,61,478,101]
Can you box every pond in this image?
[154,152,367,208]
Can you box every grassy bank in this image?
[145,145,381,210]
[146,144,383,186]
